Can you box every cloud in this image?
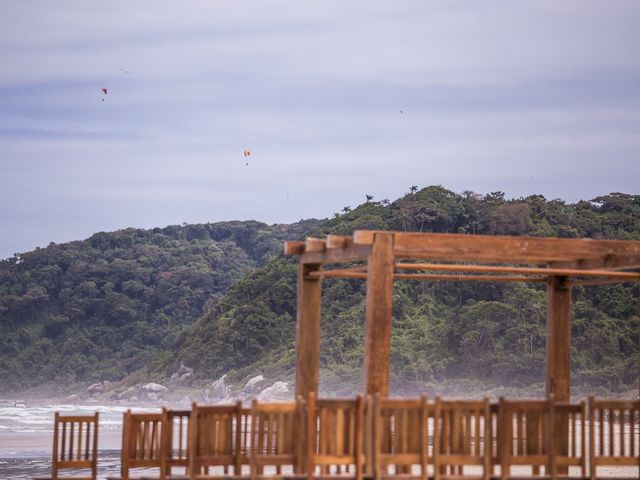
[1,0,640,258]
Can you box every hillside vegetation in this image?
[156,188,640,396]
[0,219,320,390]
[1,187,638,396]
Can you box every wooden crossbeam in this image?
[395,262,640,279]
[307,269,547,283]
[305,237,326,253]
[326,235,352,249]
[284,241,305,255]
[299,244,372,265]
[550,256,640,271]
[394,273,547,282]
[353,230,640,266]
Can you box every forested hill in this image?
[0,219,321,391]
[156,188,640,396]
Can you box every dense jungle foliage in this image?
[1,187,638,396]
[0,219,320,390]
[158,187,640,396]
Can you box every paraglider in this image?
[101,88,107,101]
[243,150,251,157]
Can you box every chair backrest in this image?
[307,393,365,479]
[554,400,586,477]
[189,401,244,477]
[588,397,640,477]
[498,398,552,480]
[434,397,492,480]
[162,408,191,475]
[251,398,304,478]
[236,405,252,473]
[372,395,430,480]
[120,411,163,478]
[51,412,99,479]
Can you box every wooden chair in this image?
[162,408,191,479]
[497,398,553,480]
[189,401,246,479]
[372,395,430,480]
[250,398,305,479]
[35,412,99,480]
[588,397,640,479]
[552,400,586,480]
[106,411,163,480]
[433,397,491,480]
[306,393,365,480]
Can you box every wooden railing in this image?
[107,396,639,480]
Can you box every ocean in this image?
[0,401,156,479]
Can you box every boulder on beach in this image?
[242,375,266,394]
[86,383,104,394]
[142,383,168,392]
[170,361,194,381]
[208,374,230,401]
[257,381,290,402]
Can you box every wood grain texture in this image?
[295,263,322,398]
[354,230,640,267]
[546,276,572,402]
[364,233,394,396]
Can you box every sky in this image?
[1,1,640,259]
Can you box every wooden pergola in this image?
[284,230,640,401]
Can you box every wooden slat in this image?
[394,261,640,279]
[546,276,572,403]
[326,235,352,249]
[295,263,322,398]
[310,269,548,283]
[354,230,640,266]
[395,273,547,283]
[551,254,640,270]
[284,241,305,255]
[306,237,326,253]
[364,233,394,396]
[300,243,372,265]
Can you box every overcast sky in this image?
[1,1,639,259]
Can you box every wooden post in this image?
[546,275,571,401]
[546,275,571,476]
[364,233,394,396]
[295,263,322,399]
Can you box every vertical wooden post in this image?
[295,263,322,399]
[364,232,394,396]
[546,275,571,476]
[546,275,571,401]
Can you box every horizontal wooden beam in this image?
[284,241,305,255]
[550,255,640,271]
[395,262,640,279]
[326,235,352,249]
[353,230,640,266]
[393,273,548,282]
[307,269,367,280]
[307,265,367,278]
[300,244,372,265]
[308,269,547,283]
[305,237,326,253]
